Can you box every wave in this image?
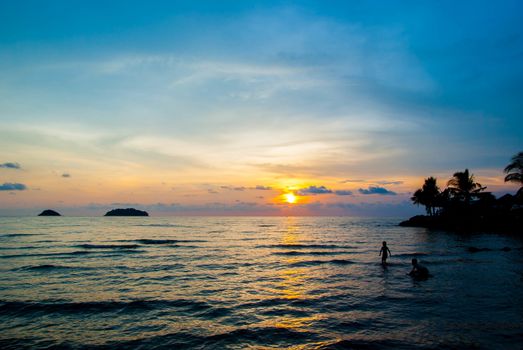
[195,263,239,270]
[95,326,319,349]
[393,252,430,258]
[135,224,194,228]
[1,249,141,259]
[420,258,477,265]
[0,246,40,250]
[18,264,83,271]
[0,299,221,316]
[108,239,205,245]
[271,251,349,256]
[75,244,140,249]
[0,234,39,238]
[318,338,408,349]
[238,296,328,310]
[288,259,355,267]
[134,239,206,245]
[257,244,351,249]
[467,246,521,253]
[204,326,318,345]
[0,251,92,259]
[136,239,180,245]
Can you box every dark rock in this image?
[104,208,149,217]
[399,209,523,233]
[38,209,61,216]
[399,215,436,227]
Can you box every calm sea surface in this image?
[1,217,522,349]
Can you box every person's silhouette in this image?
[408,258,429,279]
[379,241,391,265]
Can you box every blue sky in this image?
[0,1,522,215]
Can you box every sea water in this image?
[1,216,522,349]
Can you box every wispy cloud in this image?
[252,185,272,190]
[220,186,246,191]
[0,162,21,169]
[0,183,27,191]
[375,180,403,185]
[340,179,365,183]
[334,190,353,196]
[219,185,273,191]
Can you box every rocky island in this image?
[104,208,149,217]
[38,209,61,216]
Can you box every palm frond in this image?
[504,173,523,184]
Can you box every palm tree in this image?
[447,169,486,204]
[411,188,427,213]
[411,177,440,216]
[504,152,523,188]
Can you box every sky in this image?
[0,1,522,216]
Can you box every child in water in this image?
[408,258,429,280]
[379,241,391,265]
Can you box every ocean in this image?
[1,216,522,349]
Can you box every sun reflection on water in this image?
[268,217,323,330]
[279,217,304,299]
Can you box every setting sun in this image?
[284,193,297,204]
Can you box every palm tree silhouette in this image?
[447,169,486,204]
[411,177,440,216]
[504,152,523,189]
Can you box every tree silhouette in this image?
[404,158,522,233]
[504,152,523,189]
[411,177,440,216]
[447,169,486,204]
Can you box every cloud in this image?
[62,173,71,178]
[340,179,402,186]
[252,185,272,190]
[334,190,353,196]
[358,186,397,195]
[220,185,246,191]
[297,186,353,196]
[340,179,365,183]
[208,189,219,194]
[0,183,27,191]
[375,180,403,185]
[219,185,272,191]
[297,185,332,195]
[0,162,21,169]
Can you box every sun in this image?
[284,193,297,204]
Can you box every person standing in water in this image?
[379,241,391,265]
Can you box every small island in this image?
[38,209,61,216]
[400,152,523,233]
[104,208,149,217]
